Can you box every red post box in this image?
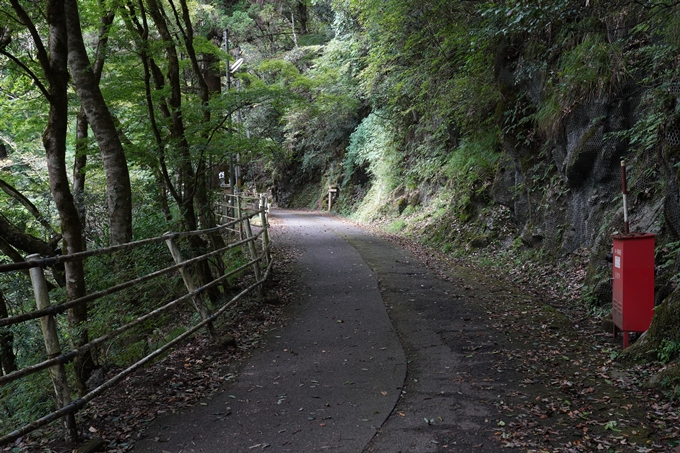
[612,233,655,348]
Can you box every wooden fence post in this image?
[243,218,262,286]
[26,254,78,443]
[220,182,229,224]
[259,194,271,266]
[236,194,244,240]
[163,235,216,339]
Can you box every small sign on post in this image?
[328,186,338,211]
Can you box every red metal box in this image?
[612,233,655,338]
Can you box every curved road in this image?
[133,210,506,452]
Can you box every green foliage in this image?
[343,112,399,187]
[502,93,538,147]
[9,0,680,433]
[386,219,406,233]
[0,372,54,434]
[354,0,499,137]
[658,339,680,364]
[481,0,579,37]
[534,98,563,137]
[217,0,336,56]
[545,34,623,120]
[442,129,500,187]
[224,10,255,37]
[0,75,46,157]
[249,35,364,191]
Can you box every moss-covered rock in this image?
[539,305,572,330]
[625,286,680,362]
[469,235,490,249]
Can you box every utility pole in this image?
[224,29,231,91]
[224,29,236,220]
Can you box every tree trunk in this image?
[154,168,173,221]
[73,108,88,230]
[64,0,132,246]
[35,0,94,394]
[72,7,115,235]
[146,0,218,297]
[202,49,222,94]
[0,290,18,375]
[43,53,94,398]
[173,0,227,288]
[297,1,309,34]
[0,213,56,257]
[6,0,92,416]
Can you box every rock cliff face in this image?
[493,74,667,257]
[487,44,680,331]
[479,60,680,359]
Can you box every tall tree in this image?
[73,6,116,231]
[64,0,133,246]
[142,0,222,298]
[145,0,198,231]
[169,0,227,264]
[4,0,94,392]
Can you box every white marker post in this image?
[621,160,629,234]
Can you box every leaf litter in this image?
[17,215,680,452]
[361,215,680,452]
[14,234,302,453]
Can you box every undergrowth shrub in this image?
[344,112,402,220]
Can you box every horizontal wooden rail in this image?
[0,193,272,445]
[0,255,262,387]
[0,231,262,329]
[0,215,253,273]
[0,258,273,446]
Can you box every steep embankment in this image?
[268,1,680,384]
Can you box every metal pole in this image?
[237,192,243,240]
[229,157,236,225]
[621,160,629,234]
[26,254,78,442]
[225,29,235,226]
[222,183,229,224]
[224,29,231,91]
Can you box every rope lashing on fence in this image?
[0,258,273,446]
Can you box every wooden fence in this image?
[0,193,272,445]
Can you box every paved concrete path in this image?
[133,210,508,452]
